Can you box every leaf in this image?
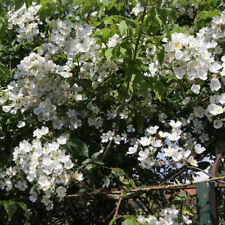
[120,47,126,56]
[82,159,91,164]
[119,20,128,36]
[15,0,25,10]
[91,151,102,160]
[2,201,17,222]
[215,139,225,154]
[172,0,179,6]
[103,176,110,187]
[198,161,210,170]
[174,191,187,201]
[122,218,139,225]
[93,160,104,165]
[153,80,166,101]
[107,0,117,10]
[157,46,165,65]
[38,0,56,20]
[105,48,113,60]
[66,136,89,158]
[25,0,33,8]
[109,216,125,225]
[180,0,187,6]
[125,18,137,28]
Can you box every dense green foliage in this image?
[0,0,225,224]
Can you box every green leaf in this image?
[17,202,28,213]
[180,0,187,6]
[66,136,89,158]
[198,161,210,170]
[120,47,126,56]
[172,0,179,6]
[103,176,110,187]
[91,151,102,160]
[38,0,56,20]
[119,20,128,36]
[107,0,117,10]
[109,216,125,225]
[216,139,225,154]
[125,18,137,28]
[82,159,92,164]
[105,48,113,60]
[157,46,165,65]
[15,0,25,10]
[122,218,139,225]
[2,201,17,222]
[25,0,33,8]
[174,191,187,201]
[153,81,166,101]
[94,160,104,165]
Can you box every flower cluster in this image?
[127,119,206,169]
[1,52,82,130]
[0,132,83,210]
[8,3,42,42]
[164,32,217,80]
[137,206,191,225]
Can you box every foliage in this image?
[0,0,225,224]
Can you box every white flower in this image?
[29,190,38,202]
[146,126,159,135]
[191,84,201,94]
[209,62,222,73]
[169,120,182,128]
[167,132,180,141]
[57,135,67,145]
[164,147,175,157]
[182,97,190,105]
[127,145,138,154]
[74,171,83,182]
[108,34,120,48]
[38,175,51,191]
[213,119,223,129]
[131,2,144,16]
[64,159,74,169]
[17,121,26,128]
[56,186,67,197]
[140,158,155,169]
[218,93,225,104]
[188,156,198,167]
[207,103,223,115]
[172,150,183,162]
[158,131,169,138]
[194,106,205,118]
[183,150,191,158]
[195,144,206,154]
[138,149,149,161]
[139,137,151,146]
[210,79,221,91]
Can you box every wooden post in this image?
[196,182,217,225]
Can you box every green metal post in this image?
[196,182,217,225]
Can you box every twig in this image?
[113,190,123,218]
[187,165,212,177]
[3,176,225,203]
[159,166,187,185]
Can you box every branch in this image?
[113,190,123,218]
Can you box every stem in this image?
[133,3,147,60]
[113,190,123,218]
